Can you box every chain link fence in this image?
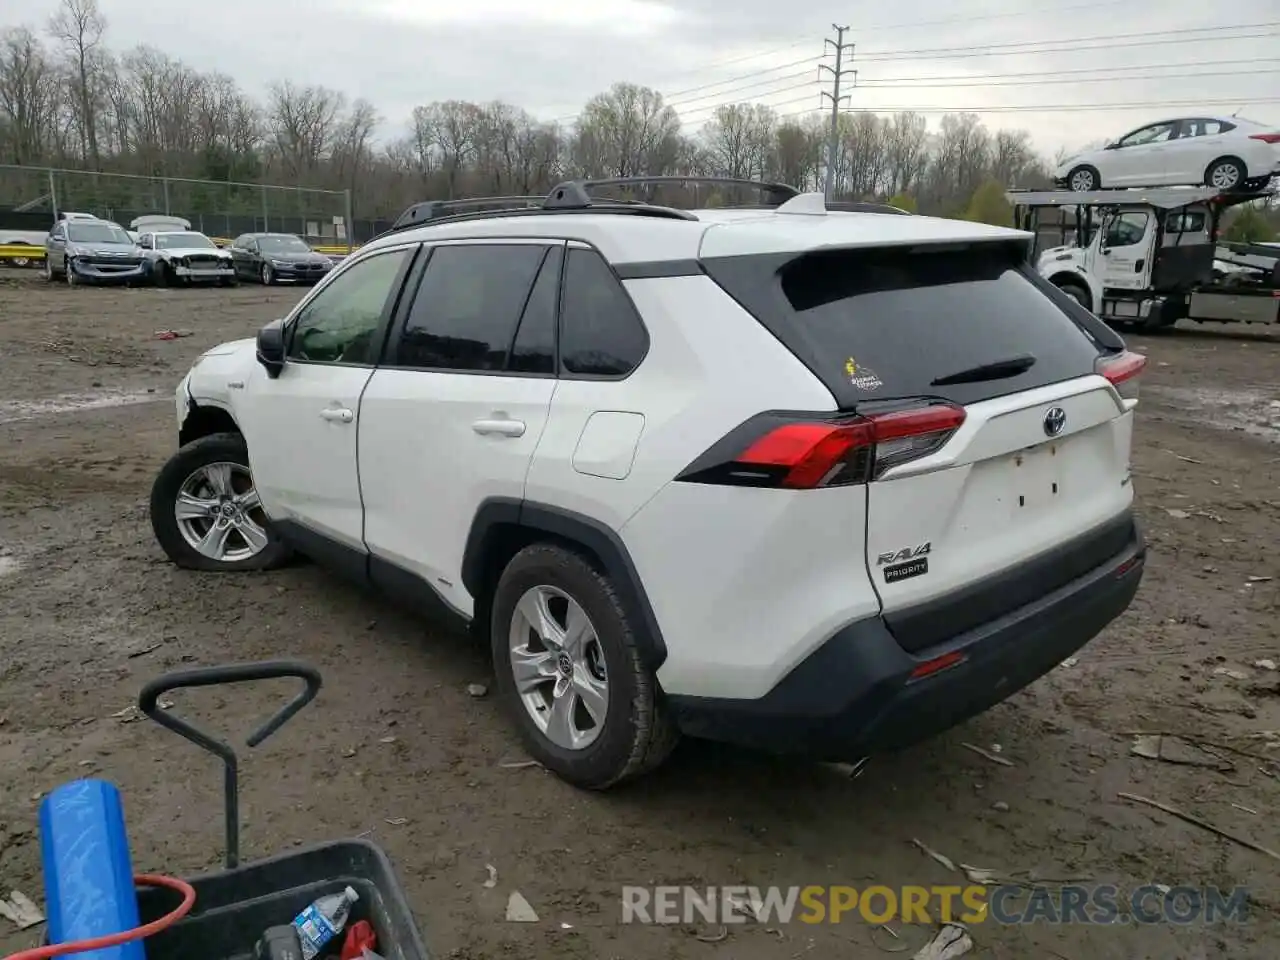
[0,166,364,251]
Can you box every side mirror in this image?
[257,318,286,378]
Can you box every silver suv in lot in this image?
[44,215,147,285]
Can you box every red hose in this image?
[3,875,197,960]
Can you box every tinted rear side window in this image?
[706,244,1104,408]
[559,248,649,377]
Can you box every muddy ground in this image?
[0,270,1277,960]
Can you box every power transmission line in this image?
[645,0,1145,88]
[775,96,1280,121]
[663,56,825,100]
[551,22,1280,130]
[857,57,1280,84]
[665,71,820,110]
[857,67,1280,90]
[853,0,1144,36]
[855,22,1280,62]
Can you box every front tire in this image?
[261,263,274,285]
[149,432,292,572]
[65,258,79,285]
[43,257,55,282]
[490,544,678,789]
[1067,165,1099,192]
[1055,279,1092,311]
[1205,157,1246,191]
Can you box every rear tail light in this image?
[1096,349,1146,402]
[676,403,966,489]
[1248,132,1280,144]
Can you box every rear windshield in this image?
[706,244,1106,408]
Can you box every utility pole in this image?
[819,25,856,201]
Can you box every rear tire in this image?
[1205,157,1246,191]
[149,432,292,572]
[490,543,679,789]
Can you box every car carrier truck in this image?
[1007,186,1279,329]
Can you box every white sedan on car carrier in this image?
[1056,115,1280,192]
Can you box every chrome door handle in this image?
[472,418,525,438]
[320,407,354,423]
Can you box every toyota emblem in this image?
[1043,407,1066,437]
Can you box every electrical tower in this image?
[819,24,856,201]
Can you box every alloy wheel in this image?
[173,461,270,563]
[508,585,609,751]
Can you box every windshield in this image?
[67,222,132,245]
[259,235,311,254]
[155,232,214,250]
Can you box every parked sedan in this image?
[227,233,334,285]
[44,218,146,285]
[138,230,236,286]
[1055,115,1280,192]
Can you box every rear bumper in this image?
[667,514,1145,759]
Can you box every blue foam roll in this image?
[38,779,145,960]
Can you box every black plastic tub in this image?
[41,661,430,960]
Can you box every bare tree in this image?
[703,104,776,180]
[573,83,681,179]
[332,97,380,212]
[883,112,929,197]
[991,129,1036,188]
[0,27,61,164]
[46,0,106,169]
[773,119,823,192]
[419,100,483,198]
[266,81,346,182]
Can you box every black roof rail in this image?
[391,196,545,231]
[381,176,801,237]
[545,176,800,209]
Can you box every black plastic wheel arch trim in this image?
[462,498,668,670]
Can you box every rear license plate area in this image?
[1009,442,1063,514]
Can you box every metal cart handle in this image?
[138,660,323,869]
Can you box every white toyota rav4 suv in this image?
[149,177,1147,789]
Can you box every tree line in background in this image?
[0,0,1060,223]
[0,0,1275,240]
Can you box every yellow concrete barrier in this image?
[0,244,45,260]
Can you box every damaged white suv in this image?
[149,178,1147,789]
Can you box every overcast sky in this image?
[4,0,1278,157]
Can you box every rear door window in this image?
[392,243,551,372]
[758,245,1104,407]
